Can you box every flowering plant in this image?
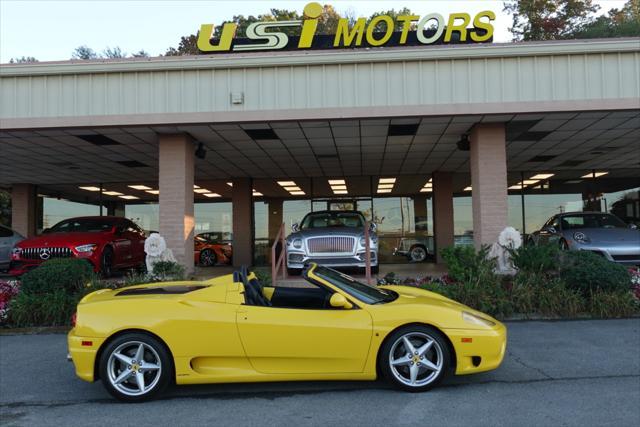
[0,280,21,324]
[630,267,640,301]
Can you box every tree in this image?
[504,0,600,41]
[573,0,640,38]
[9,56,38,63]
[71,45,98,60]
[0,190,10,226]
[102,46,126,58]
[367,8,416,32]
[131,49,150,58]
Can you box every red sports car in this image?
[10,216,146,277]
[194,234,233,266]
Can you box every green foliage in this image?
[8,289,78,327]
[253,269,272,287]
[587,290,638,318]
[510,243,559,274]
[20,259,94,295]
[440,245,497,284]
[151,261,186,281]
[559,251,631,294]
[0,190,10,226]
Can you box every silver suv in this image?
[286,210,378,274]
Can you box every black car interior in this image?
[239,266,332,309]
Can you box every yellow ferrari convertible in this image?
[68,263,507,402]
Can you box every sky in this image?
[0,0,628,63]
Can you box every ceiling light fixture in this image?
[118,195,139,200]
[145,190,160,195]
[277,181,296,187]
[379,178,397,184]
[464,186,472,191]
[203,193,221,198]
[79,186,101,192]
[103,191,123,196]
[194,188,211,194]
[328,179,345,185]
[128,185,152,191]
[226,182,233,187]
[290,191,306,196]
[252,190,263,197]
[530,173,554,180]
[581,171,609,178]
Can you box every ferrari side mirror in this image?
[329,293,353,309]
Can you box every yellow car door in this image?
[236,305,373,374]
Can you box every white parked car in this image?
[0,225,24,272]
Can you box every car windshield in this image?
[311,266,397,305]
[301,212,364,229]
[48,218,117,233]
[560,214,627,230]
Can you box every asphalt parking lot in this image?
[1,319,639,427]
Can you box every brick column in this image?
[11,184,37,237]
[433,172,454,264]
[159,134,194,275]
[470,123,508,249]
[232,178,254,267]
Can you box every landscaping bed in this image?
[379,245,640,320]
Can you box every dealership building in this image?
[1,36,639,273]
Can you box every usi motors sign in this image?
[197,2,495,53]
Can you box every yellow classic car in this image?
[68,263,507,402]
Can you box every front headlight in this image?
[359,237,377,247]
[573,232,590,243]
[462,311,495,327]
[291,238,302,249]
[12,247,22,256]
[75,244,97,253]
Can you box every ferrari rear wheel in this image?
[380,325,450,392]
[99,333,171,402]
[199,248,217,267]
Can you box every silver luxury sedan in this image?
[528,211,640,265]
[0,224,24,272]
[285,210,378,274]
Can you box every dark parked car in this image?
[10,216,146,277]
[528,211,640,265]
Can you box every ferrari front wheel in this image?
[99,333,172,402]
[380,325,450,392]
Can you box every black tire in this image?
[408,245,428,263]
[101,246,114,278]
[99,332,172,403]
[287,267,301,276]
[371,265,379,275]
[379,325,451,392]
[199,249,217,267]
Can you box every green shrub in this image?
[8,289,78,327]
[587,290,638,318]
[20,258,94,295]
[535,279,584,317]
[151,261,185,281]
[559,251,631,294]
[510,243,559,274]
[253,269,272,287]
[440,245,496,284]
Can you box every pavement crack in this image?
[507,350,554,379]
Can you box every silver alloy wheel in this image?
[107,341,162,397]
[410,246,427,262]
[388,332,443,387]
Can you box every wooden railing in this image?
[271,222,287,286]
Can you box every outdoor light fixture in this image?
[581,171,608,178]
[128,185,152,190]
[79,186,101,192]
[195,142,207,159]
[457,134,470,151]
